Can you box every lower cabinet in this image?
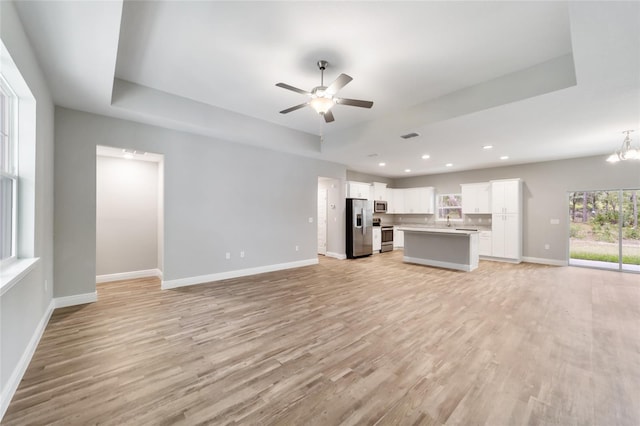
[393,226,404,248]
[479,231,492,256]
[373,227,381,252]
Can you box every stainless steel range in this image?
[381,225,394,252]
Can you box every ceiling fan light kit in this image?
[606,130,640,163]
[276,60,373,123]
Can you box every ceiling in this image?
[12,1,640,177]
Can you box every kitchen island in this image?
[398,227,480,272]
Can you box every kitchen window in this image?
[437,193,463,222]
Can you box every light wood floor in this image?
[4,251,640,425]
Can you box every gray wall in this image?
[392,156,640,261]
[0,0,55,405]
[55,107,347,297]
[96,156,159,276]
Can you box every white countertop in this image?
[398,227,479,235]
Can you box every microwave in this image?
[373,200,388,213]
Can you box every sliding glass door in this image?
[622,190,640,272]
[568,189,639,272]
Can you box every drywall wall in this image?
[54,107,347,297]
[346,170,393,185]
[96,156,159,276]
[393,156,640,262]
[0,0,55,416]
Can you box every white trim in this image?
[96,268,162,283]
[53,292,97,309]
[0,299,54,420]
[162,259,319,290]
[522,256,568,266]
[403,255,477,272]
[325,252,347,260]
[0,257,40,296]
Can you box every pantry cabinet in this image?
[490,179,522,261]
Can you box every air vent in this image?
[400,132,420,139]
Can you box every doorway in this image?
[318,177,343,259]
[96,145,164,283]
[568,189,639,272]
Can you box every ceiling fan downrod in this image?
[317,60,328,87]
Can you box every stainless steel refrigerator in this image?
[346,198,373,258]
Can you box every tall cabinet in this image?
[491,179,522,262]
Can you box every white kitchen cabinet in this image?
[346,181,371,200]
[388,188,404,214]
[373,227,382,252]
[372,182,388,201]
[492,214,520,260]
[393,226,404,248]
[461,182,491,214]
[479,231,492,256]
[491,179,521,214]
[389,187,434,214]
[404,187,435,214]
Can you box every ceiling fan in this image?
[276,60,374,123]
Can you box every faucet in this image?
[446,215,451,227]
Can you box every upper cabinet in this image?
[491,179,521,214]
[388,188,402,213]
[346,181,371,200]
[372,182,388,201]
[388,187,434,214]
[405,187,435,214]
[461,182,491,214]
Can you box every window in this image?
[0,75,17,265]
[437,193,462,221]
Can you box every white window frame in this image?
[436,193,463,222]
[0,74,18,268]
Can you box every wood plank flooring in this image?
[3,251,640,425]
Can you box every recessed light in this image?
[421,154,430,159]
[500,156,509,160]
[483,145,493,150]
[445,163,453,167]
[378,162,386,167]
[404,169,411,173]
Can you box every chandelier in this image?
[606,130,639,162]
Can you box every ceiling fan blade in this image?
[335,98,374,109]
[323,110,335,123]
[325,73,353,95]
[280,103,309,114]
[276,82,311,96]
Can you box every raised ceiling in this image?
[12,1,640,177]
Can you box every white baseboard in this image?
[522,256,568,266]
[0,299,54,420]
[53,292,98,309]
[96,268,162,283]
[162,258,319,290]
[325,252,346,260]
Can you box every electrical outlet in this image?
[308,217,313,223]
[240,250,245,258]
[225,252,231,260]
[544,244,550,250]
